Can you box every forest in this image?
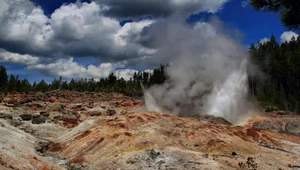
[249,35,300,111]
[0,65,166,97]
[0,35,300,112]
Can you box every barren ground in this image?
[0,91,299,170]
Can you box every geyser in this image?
[204,60,248,124]
[142,18,252,124]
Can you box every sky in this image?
[0,0,298,83]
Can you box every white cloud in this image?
[27,58,114,79]
[115,69,138,80]
[280,31,299,43]
[0,0,234,80]
[115,69,154,80]
[0,50,39,65]
[0,0,155,61]
[26,57,152,80]
[259,37,270,44]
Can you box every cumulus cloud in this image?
[0,0,154,62]
[27,58,115,79]
[115,69,154,81]
[26,57,150,80]
[115,69,138,80]
[280,31,299,43]
[0,0,233,80]
[95,0,229,18]
[0,49,39,65]
[259,37,270,44]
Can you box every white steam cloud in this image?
[143,18,251,124]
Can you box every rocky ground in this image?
[0,91,299,170]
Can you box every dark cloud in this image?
[95,0,229,19]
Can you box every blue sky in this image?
[30,0,285,44]
[0,0,295,83]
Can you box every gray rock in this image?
[32,116,47,124]
[89,111,104,116]
[50,104,63,112]
[24,126,34,133]
[277,110,288,115]
[10,117,23,127]
[20,114,32,121]
[286,121,300,136]
[40,111,50,117]
[196,115,232,125]
[53,115,63,120]
[4,114,13,120]
[252,121,282,133]
[106,109,117,116]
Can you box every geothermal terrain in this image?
[0,91,299,170]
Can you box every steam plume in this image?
[143,17,252,124]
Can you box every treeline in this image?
[249,35,300,111]
[1,35,300,111]
[0,65,166,97]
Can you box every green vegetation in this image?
[249,35,300,111]
[1,35,300,113]
[250,0,300,31]
[0,65,166,97]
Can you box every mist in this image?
[142,17,252,124]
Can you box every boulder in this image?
[252,121,282,133]
[106,109,117,116]
[285,121,300,136]
[196,115,232,125]
[89,111,104,116]
[40,111,50,117]
[277,110,288,115]
[20,114,32,121]
[10,117,23,127]
[50,104,63,112]
[32,116,47,124]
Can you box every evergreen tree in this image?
[250,0,300,31]
[0,66,8,92]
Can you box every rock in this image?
[252,121,282,133]
[277,110,288,115]
[40,111,50,117]
[147,149,161,160]
[202,154,209,158]
[232,152,237,156]
[10,117,23,127]
[4,114,13,120]
[35,141,53,154]
[50,104,63,112]
[20,114,32,121]
[24,126,34,133]
[89,111,104,116]
[285,121,300,136]
[53,115,63,120]
[0,113,13,119]
[32,116,47,124]
[196,115,232,125]
[106,109,117,116]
